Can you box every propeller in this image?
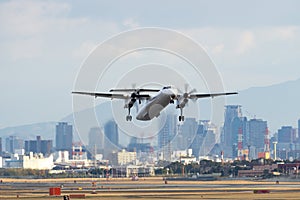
[120,83,150,112]
[177,84,197,108]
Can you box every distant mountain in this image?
[0,122,56,140]
[1,78,300,142]
[227,78,300,132]
[0,102,115,145]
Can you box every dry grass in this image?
[1,177,300,199]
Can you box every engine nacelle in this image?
[176,98,188,109]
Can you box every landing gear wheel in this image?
[126,115,132,121]
[179,116,185,122]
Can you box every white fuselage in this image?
[136,87,177,120]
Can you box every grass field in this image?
[1,177,300,199]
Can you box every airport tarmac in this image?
[1,177,300,199]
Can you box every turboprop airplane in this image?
[72,85,237,122]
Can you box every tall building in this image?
[222,105,242,157]
[25,136,53,156]
[247,119,268,159]
[158,115,177,161]
[177,117,197,151]
[41,140,53,156]
[190,123,205,158]
[104,120,119,147]
[88,127,104,152]
[199,120,218,157]
[278,126,294,143]
[277,126,298,159]
[231,117,248,158]
[55,122,73,155]
[189,120,218,158]
[5,136,24,153]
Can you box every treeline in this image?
[0,168,48,178]
[0,168,101,178]
[155,159,282,177]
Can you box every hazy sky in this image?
[0,0,300,127]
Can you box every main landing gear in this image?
[178,107,185,122]
[126,115,132,121]
[125,99,135,121]
[126,106,133,121]
[179,115,185,122]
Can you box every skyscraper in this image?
[104,120,119,147]
[231,116,248,158]
[190,123,205,158]
[222,105,242,157]
[278,126,294,143]
[5,136,24,153]
[88,127,104,153]
[193,120,218,158]
[177,117,198,150]
[55,122,73,155]
[247,119,268,158]
[25,136,53,156]
[158,115,177,161]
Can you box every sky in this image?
[0,0,300,128]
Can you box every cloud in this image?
[274,26,298,40]
[0,0,71,37]
[122,18,139,28]
[181,26,300,90]
[0,0,90,60]
[212,44,224,54]
[9,38,43,60]
[72,41,98,60]
[236,31,255,54]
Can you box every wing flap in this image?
[72,91,152,100]
[72,91,129,99]
[189,92,238,99]
[109,88,160,92]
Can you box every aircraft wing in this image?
[72,91,151,99]
[189,92,238,99]
[109,88,160,92]
[72,91,129,99]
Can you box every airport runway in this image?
[1,178,300,199]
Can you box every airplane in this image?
[72,85,237,122]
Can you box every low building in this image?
[22,153,54,170]
[180,156,197,165]
[112,165,155,177]
[111,149,136,166]
[278,162,300,175]
[4,152,54,170]
[54,150,91,168]
[238,164,278,177]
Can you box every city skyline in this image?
[2,103,300,162]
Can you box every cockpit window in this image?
[163,86,171,89]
